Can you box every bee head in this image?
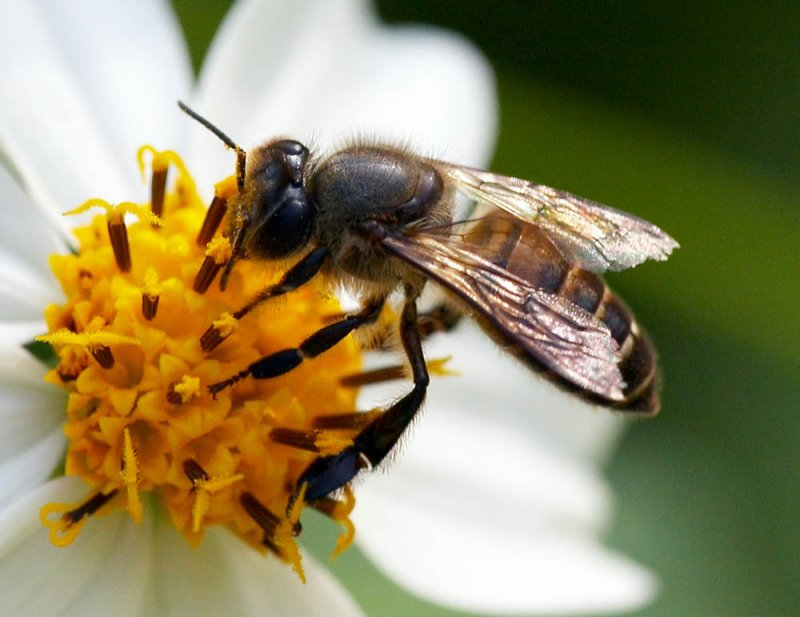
[242,139,315,260]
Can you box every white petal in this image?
[357,409,613,535]
[0,321,49,347]
[0,3,138,230]
[39,0,192,162]
[0,477,153,616]
[0,342,65,509]
[355,420,655,614]
[0,164,67,322]
[188,0,495,187]
[436,320,626,463]
[151,513,364,617]
[296,26,496,166]
[356,487,656,614]
[187,0,373,186]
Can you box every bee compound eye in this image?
[253,195,314,259]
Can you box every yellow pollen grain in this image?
[141,267,162,296]
[206,235,233,264]
[211,312,238,337]
[173,374,201,403]
[39,146,364,573]
[314,432,354,455]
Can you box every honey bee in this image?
[179,102,678,502]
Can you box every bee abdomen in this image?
[465,214,659,413]
[560,270,659,413]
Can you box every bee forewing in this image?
[444,165,679,272]
[377,230,627,401]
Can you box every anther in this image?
[41,490,118,547]
[193,256,222,293]
[66,490,118,523]
[107,213,132,272]
[200,312,237,352]
[197,195,228,246]
[183,458,210,484]
[240,492,281,537]
[166,386,182,405]
[312,410,379,430]
[340,365,406,387]
[151,166,168,219]
[142,293,160,320]
[200,325,225,352]
[269,427,353,455]
[167,375,201,404]
[90,345,115,369]
[194,236,233,294]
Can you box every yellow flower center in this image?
[36,147,366,578]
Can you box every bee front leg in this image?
[298,287,429,501]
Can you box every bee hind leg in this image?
[298,288,429,501]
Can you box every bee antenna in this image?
[177,101,247,192]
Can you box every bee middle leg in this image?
[208,296,386,394]
[298,287,429,501]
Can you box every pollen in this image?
[39,148,363,574]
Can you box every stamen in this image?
[200,312,238,352]
[40,490,118,547]
[183,459,244,533]
[106,211,131,272]
[340,365,406,387]
[193,236,233,293]
[197,195,227,246]
[142,294,160,320]
[197,176,236,246]
[63,199,161,273]
[312,409,380,430]
[269,427,353,455]
[150,167,168,219]
[241,491,304,577]
[90,344,115,369]
[38,330,141,371]
[120,427,142,523]
[240,491,281,537]
[137,145,196,220]
[340,356,455,388]
[167,375,201,405]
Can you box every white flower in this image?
[0,0,655,615]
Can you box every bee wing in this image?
[376,227,626,401]
[442,164,679,272]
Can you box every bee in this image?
[179,102,678,502]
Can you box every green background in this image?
[173,2,800,615]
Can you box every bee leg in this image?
[201,247,328,352]
[298,288,428,501]
[232,246,329,320]
[208,297,386,394]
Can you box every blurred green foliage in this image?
[173,2,799,615]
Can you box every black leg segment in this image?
[209,297,385,394]
[299,288,429,501]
